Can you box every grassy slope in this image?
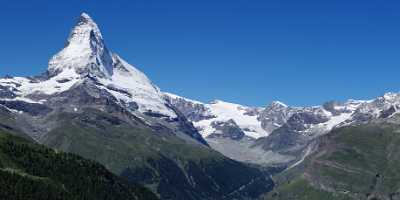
[0,129,158,200]
[265,178,352,200]
[0,107,33,141]
[41,109,273,200]
[264,120,400,200]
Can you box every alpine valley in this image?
[2,13,400,200]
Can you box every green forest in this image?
[0,129,158,200]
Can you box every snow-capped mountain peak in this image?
[0,13,177,118]
[68,12,104,44]
[269,101,288,108]
[48,13,113,79]
[164,93,268,139]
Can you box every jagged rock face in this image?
[208,119,245,140]
[0,100,52,116]
[286,108,330,132]
[258,101,295,134]
[351,93,400,122]
[243,107,262,116]
[323,101,346,116]
[0,85,16,98]
[380,106,397,118]
[253,125,309,156]
[164,93,215,122]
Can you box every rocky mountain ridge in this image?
[164,92,400,167]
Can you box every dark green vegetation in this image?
[264,178,352,200]
[40,108,273,200]
[0,129,158,200]
[264,119,400,200]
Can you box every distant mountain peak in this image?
[48,12,113,79]
[79,12,95,24]
[69,12,103,44]
[269,100,288,108]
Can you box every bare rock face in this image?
[208,119,245,140]
[258,101,295,134]
[164,93,215,122]
[351,93,400,122]
[0,85,17,99]
[286,110,330,132]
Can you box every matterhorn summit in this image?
[48,13,113,79]
[0,13,176,117]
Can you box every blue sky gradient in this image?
[1,0,400,106]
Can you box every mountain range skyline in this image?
[1,1,400,107]
[2,7,400,200]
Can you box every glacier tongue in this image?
[48,13,113,79]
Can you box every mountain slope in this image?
[38,92,274,200]
[263,115,400,200]
[0,13,274,200]
[0,129,158,200]
[164,93,368,167]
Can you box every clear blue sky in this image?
[1,0,400,107]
